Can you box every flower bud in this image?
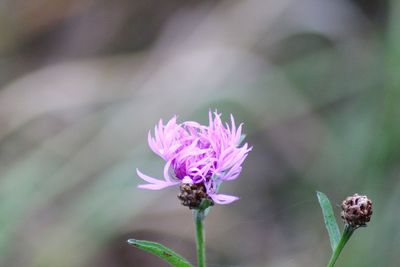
[178,183,214,210]
[341,194,372,227]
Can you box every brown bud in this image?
[341,194,372,227]
[177,183,214,209]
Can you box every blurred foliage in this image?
[0,1,398,267]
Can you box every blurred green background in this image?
[0,0,398,266]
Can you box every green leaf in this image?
[316,191,341,251]
[127,239,193,267]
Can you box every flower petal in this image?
[137,168,178,190]
[136,168,163,184]
[210,193,239,204]
[138,183,175,190]
[163,160,174,182]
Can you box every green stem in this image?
[194,210,206,267]
[327,225,355,267]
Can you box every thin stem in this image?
[194,210,206,267]
[327,225,355,267]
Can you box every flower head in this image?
[137,111,252,206]
[341,193,373,228]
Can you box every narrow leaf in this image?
[316,191,341,251]
[128,239,193,267]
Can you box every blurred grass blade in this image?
[316,191,340,251]
[128,239,193,267]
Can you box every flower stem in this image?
[194,210,206,267]
[327,225,355,267]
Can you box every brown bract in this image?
[178,183,214,210]
[341,194,372,227]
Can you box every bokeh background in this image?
[0,0,398,266]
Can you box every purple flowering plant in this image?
[128,111,372,267]
[129,111,251,267]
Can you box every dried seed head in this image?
[341,194,372,227]
[178,183,214,209]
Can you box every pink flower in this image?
[137,111,252,205]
